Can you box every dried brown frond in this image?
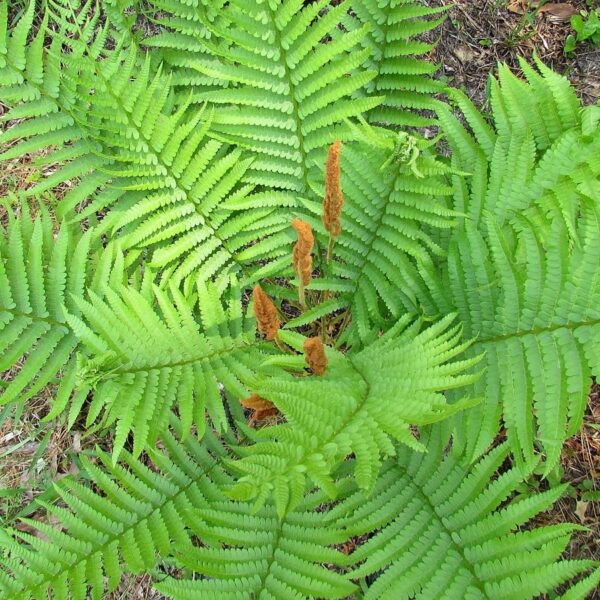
[240,393,274,412]
[253,284,280,341]
[322,140,343,237]
[240,394,279,425]
[292,218,314,287]
[303,336,328,376]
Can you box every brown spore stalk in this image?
[253,284,280,341]
[322,140,343,246]
[292,218,314,308]
[303,336,328,376]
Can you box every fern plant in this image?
[425,62,600,472]
[1,0,599,599]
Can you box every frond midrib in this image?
[7,7,247,275]
[110,335,265,375]
[408,464,486,595]
[367,0,391,103]
[0,305,70,330]
[263,2,310,194]
[475,316,600,346]
[255,517,284,593]
[341,167,402,299]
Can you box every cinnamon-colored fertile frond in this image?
[240,394,278,424]
[303,336,328,376]
[253,285,280,341]
[322,140,343,237]
[292,218,314,286]
[240,393,274,412]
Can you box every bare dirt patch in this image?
[428,0,600,105]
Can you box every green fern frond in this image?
[64,276,272,461]
[330,428,599,599]
[1,7,598,599]
[0,2,161,245]
[0,424,233,600]
[155,485,355,599]
[98,93,297,288]
[443,56,579,161]
[430,63,600,469]
[493,57,580,149]
[0,0,130,207]
[303,134,458,345]
[2,423,596,600]
[349,0,448,127]
[0,422,354,600]
[228,314,480,516]
[63,41,297,286]
[426,205,600,472]
[0,203,94,410]
[438,61,600,229]
[102,0,144,46]
[165,0,383,193]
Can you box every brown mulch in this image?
[554,384,600,594]
[428,0,600,105]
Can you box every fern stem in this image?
[274,334,293,354]
[298,280,306,309]
[318,235,337,341]
[336,310,352,343]
[320,313,327,344]
[326,234,335,264]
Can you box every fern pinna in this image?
[0,0,599,599]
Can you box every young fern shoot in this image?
[323,140,344,263]
[252,285,281,342]
[292,218,314,309]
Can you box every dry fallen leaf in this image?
[72,431,81,453]
[507,0,577,20]
[575,500,590,522]
[507,0,527,14]
[454,45,478,64]
[538,3,578,22]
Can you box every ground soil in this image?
[428,0,600,106]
